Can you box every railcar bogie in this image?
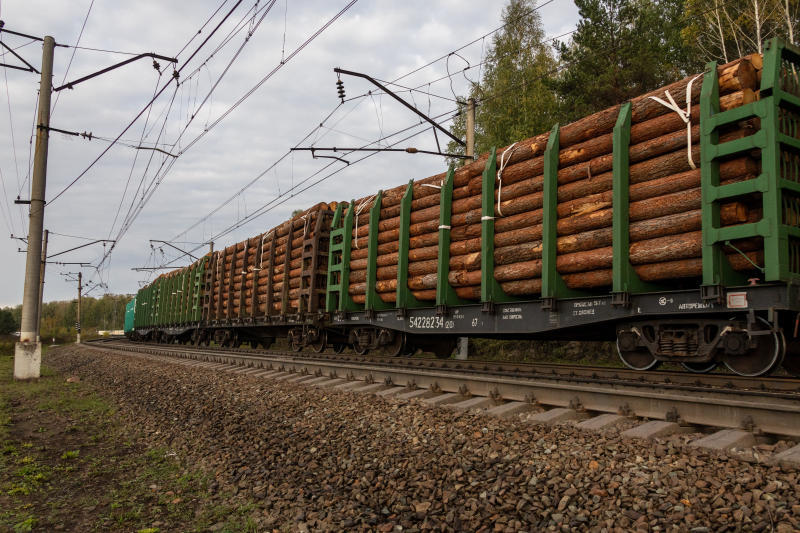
[616,314,786,376]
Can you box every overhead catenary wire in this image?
[49,230,111,240]
[108,0,279,243]
[174,0,233,59]
[0,166,16,236]
[179,0,266,82]
[170,94,372,243]
[51,0,94,116]
[160,107,457,268]
[82,1,358,289]
[113,0,359,244]
[168,5,573,245]
[47,0,248,206]
[78,0,285,254]
[170,102,344,242]
[107,70,165,240]
[1,34,23,232]
[354,27,578,106]
[177,0,359,156]
[390,0,559,86]
[62,44,140,56]
[64,0,249,288]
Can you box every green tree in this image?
[0,308,18,334]
[10,293,133,342]
[556,0,698,122]
[448,0,560,160]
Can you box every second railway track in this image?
[89,339,800,442]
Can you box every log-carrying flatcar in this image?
[126,39,800,377]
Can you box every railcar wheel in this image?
[723,318,784,377]
[332,343,347,354]
[616,343,660,371]
[681,361,718,373]
[288,330,303,352]
[381,333,406,357]
[309,331,327,353]
[352,340,370,355]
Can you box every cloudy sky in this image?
[0,0,579,307]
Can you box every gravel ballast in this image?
[47,346,800,532]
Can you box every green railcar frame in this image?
[326,37,800,315]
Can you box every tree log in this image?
[356,115,755,235]
[371,58,757,210]
[398,231,759,290]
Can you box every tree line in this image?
[448,0,799,156]
[0,294,132,342]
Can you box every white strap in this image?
[353,195,376,249]
[422,183,442,190]
[438,225,451,230]
[497,142,519,216]
[259,232,268,269]
[647,74,702,170]
[481,215,495,221]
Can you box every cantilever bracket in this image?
[334,67,465,147]
[54,53,178,92]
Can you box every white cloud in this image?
[0,0,579,307]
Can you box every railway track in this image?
[86,339,800,445]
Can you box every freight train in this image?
[124,39,800,378]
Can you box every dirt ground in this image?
[0,353,260,533]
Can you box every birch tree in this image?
[683,0,799,63]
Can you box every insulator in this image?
[336,79,346,100]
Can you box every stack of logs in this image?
[273,202,334,314]
[207,201,336,319]
[347,54,763,304]
[161,268,189,323]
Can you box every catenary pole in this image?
[14,36,55,380]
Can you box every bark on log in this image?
[355,116,755,236]
[372,58,757,209]
[396,231,759,291]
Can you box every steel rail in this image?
[95,339,800,393]
[85,340,800,438]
